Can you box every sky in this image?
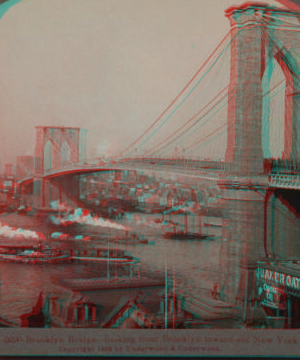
[0,0,287,167]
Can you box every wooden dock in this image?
[56,276,165,292]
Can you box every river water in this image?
[0,211,222,326]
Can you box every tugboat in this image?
[17,205,36,216]
[109,231,149,245]
[17,205,27,215]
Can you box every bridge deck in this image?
[18,159,300,190]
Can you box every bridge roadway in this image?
[18,158,300,190]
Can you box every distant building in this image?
[17,156,35,178]
[114,171,122,181]
[128,171,137,182]
[122,171,129,182]
[5,164,13,177]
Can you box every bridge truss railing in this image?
[121,158,234,172]
[267,159,300,175]
[20,158,300,191]
[40,158,289,179]
[269,174,300,189]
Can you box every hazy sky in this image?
[0,0,283,166]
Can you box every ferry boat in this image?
[70,248,135,263]
[0,244,70,264]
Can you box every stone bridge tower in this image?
[218,3,300,320]
[34,126,87,175]
[225,3,300,173]
[32,126,87,209]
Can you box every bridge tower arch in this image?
[34,126,83,175]
[43,140,52,173]
[60,140,71,167]
[225,3,300,173]
[33,126,86,209]
[262,57,286,159]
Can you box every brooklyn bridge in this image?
[2,1,300,331]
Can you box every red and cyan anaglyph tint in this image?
[0,0,300,331]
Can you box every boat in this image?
[50,233,92,242]
[16,205,36,216]
[136,204,173,214]
[164,230,208,240]
[163,211,210,240]
[203,217,227,228]
[109,232,149,245]
[70,247,135,263]
[17,205,30,215]
[0,244,70,264]
[204,222,224,228]
[0,242,136,264]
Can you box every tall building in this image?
[16,156,35,178]
[5,164,13,177]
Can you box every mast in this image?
[165,252,168,329]
[198,211,202,235]
[173,252,175,329]
[107,237,110,281]
[192,212,195,234]
[184,211,188,235]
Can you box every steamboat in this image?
[70,247,135,263]
[0,243,135,264]
[109,232,150,245]
[0,244,70,264]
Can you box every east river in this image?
[0,211,222,325]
